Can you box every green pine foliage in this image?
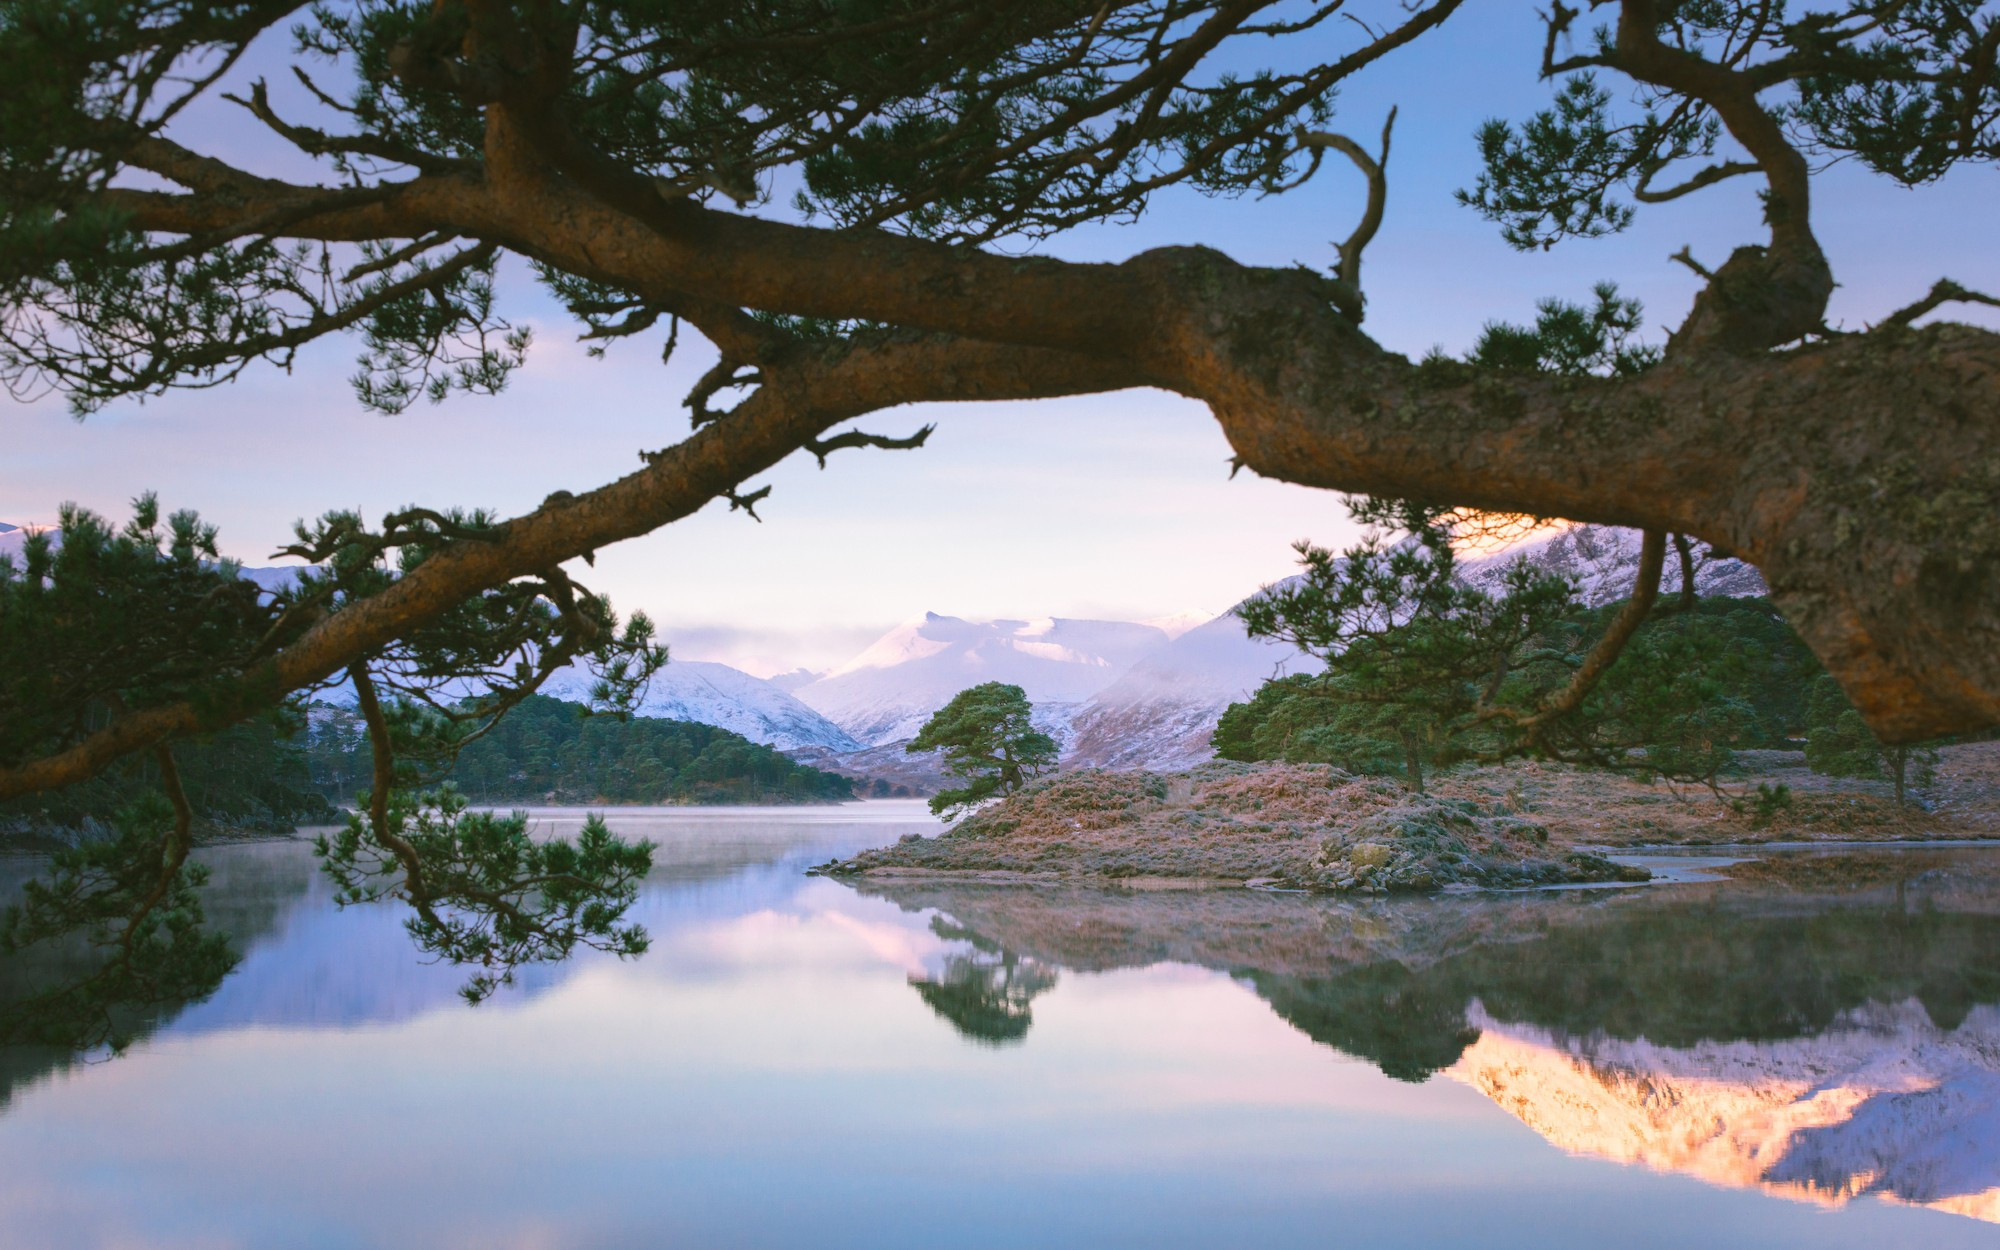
[1806,674,1940,805]
[1460,2,2000,251]
[1468,283,1660,378]
[907,682,1058,819]
[1587,616,1765,795]
[0,498,281,774]
[1226,575,1837,796]
[316,786,654,1004]
[1232,504,1584,792]
[317,694,853,806]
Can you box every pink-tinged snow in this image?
[1447,1000,2000,1224]
[794,612,1170,746]
[543,658,862,753]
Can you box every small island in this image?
[819,761,1650,891]
[818,747,2000,893]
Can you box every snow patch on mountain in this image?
[795,613,1169,746]
[544,660,862,753]
[1139,610,1213,640]
[1064,606,1315,770]
[1459,523,1767,605]
[766,668,823,693]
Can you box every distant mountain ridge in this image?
[1064,524,1767,770]
[632,524,1768,778]
[5,519,1771,786]
[792,613,1170,747]
[1458,524,1767,606]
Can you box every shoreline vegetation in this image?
[816,743,2000,894]
[2,695,859,851]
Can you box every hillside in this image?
[308,695,854,806]
[543,659,861,753]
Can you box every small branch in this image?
[223,79,473,175]
[1634,159,1759,203]
[684,360,762,428]
[801,424,935,468]
[1876,278,2000,330]
[651,168,758,208]
[1668,245,1714,280]
[1489,530,1667,738]
[343,233,458,283]
[117,746,196,959]
[1295,106,1397,316]
[1540,0,1579,77]
[1672,532,1697,611]
[1538,529,1667,725]
[378,506,500,543]
[350,663,441,917]
[350,664,397,851]
[724,484,772,521]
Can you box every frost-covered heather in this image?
[820,761,1646,891]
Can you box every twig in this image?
[1876,278,2000,330]
[802,424,935,468]
[724,484,772,521]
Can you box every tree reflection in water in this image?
[861,851,2000,1223]
[908,917,1060,1046]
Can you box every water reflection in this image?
[860,852,2000,1223]
[908,916,1061,1046]
[1448,1000,2000,1223]
[0,804,933,1102]
[0,840,319,1108]
[1,820,1996,1247]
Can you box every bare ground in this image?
[1427,740,2000,846]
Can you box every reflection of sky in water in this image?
[0,811,1996,1249]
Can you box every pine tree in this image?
[908,683,1058,819]
[1806,676,1940,806]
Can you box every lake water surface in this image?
[2,803,1997,1249]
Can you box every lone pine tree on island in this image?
[908,683,1059,819]
[2,1,1998,1035]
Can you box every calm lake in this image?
[2,803,1997,1249]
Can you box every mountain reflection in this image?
[860,851,2000,1223]
[1449,1000,2000,1223]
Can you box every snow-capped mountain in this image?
[766,668,823,693]
[546,660,861,754]
[793,613,1171,747]
[1065,606,1314,770]
[1458,523,1767,605]
[0,520,50,565]
[1448,999,2000,1224]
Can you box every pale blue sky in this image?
[4,2,1995,674]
